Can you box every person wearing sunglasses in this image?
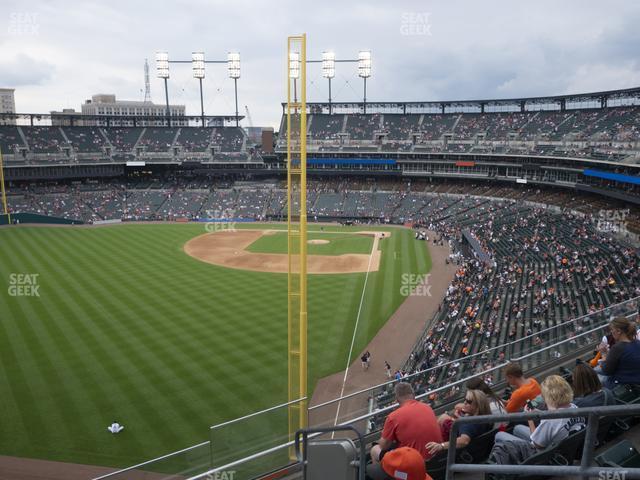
[425,389,492,456]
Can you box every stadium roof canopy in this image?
[0,112,244,127]
[283,86,640,114]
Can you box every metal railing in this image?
[91,441,212,480]
[210,397,306,432]
[446,404,640,480]
[207,397,307,479]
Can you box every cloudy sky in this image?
[1,0,639,128]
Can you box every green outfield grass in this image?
[0,223,430,469]
[246,230,374,256]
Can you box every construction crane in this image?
[244,105,253,128]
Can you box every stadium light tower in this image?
[322,51,335,114]
[289,51,300,103]
[156,51,171,126]
[192,52,206,127]
[358,50,371,114]
[228,52,241,127]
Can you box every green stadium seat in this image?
[458,428,499,464]
[613,384,640,405]
[485,428,585,480]
[595,439,640,469]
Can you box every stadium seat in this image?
[486,428,585,480]
[424,451,448,480]
[595,439,640,469]
[424,430,499,480]
[613,384,640,405]
[458,428,499,464]
[552,428,586,466]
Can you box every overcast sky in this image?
[1,0,639,129]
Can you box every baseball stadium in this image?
[2,5,640,480]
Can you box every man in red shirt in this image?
[370,382,443,464]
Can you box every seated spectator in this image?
[589,332,615,368]
[503,362,541,413]
[572,362,614,407]
[598,317,640,388]
[466,377,506,415]
[490,375,585,464]
[466,377,508,429]
[426,389,492,456]
[369,382,442,464]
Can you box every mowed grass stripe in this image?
[357,234,396,347]
[1,230,201,464]
[0,233,94,455]
[52,229,288,438]
[26,229,184,456]
[17,230,172,461]
[307,273,365,373]
[100,228,291,413]
[10,227,276,456]
[0,290,49,450]
[41,232,244,433]
[33,231,222,460]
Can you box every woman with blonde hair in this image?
[490,375,585,464]
[526,375,585,447]
[426,389,492,456]
[598,317,640,389]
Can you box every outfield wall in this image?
[0,213,83,225]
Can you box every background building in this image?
[0,88,16,125]
[50,108,83,126]
[81,94,186,126]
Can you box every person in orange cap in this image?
[368,446,432,480]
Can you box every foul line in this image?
[331,235,378,430]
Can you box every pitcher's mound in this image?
[308,239,329,245]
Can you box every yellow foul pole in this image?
[286,34,308,451]
[0,149,10,225]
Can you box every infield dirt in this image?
[183,229,388,274]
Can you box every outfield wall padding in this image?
[0,213,83,225]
